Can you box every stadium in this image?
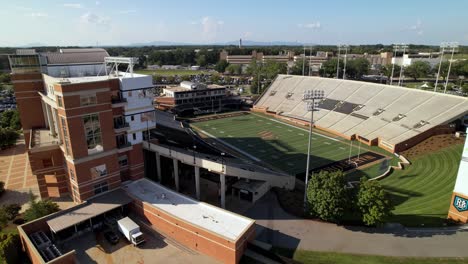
[183,75,468,225]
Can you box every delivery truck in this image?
[117,217,145,246]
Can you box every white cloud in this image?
[64,3,83,9]
[95,1,101,5]
[25,12,48,18]
[80,12,110,28]
[409,19,423,35]
[298,22,321,29]
[189,16,224,41]
[118,10,136,14]
[243,31,253,38]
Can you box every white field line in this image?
[198,129,261,162]
[250,113,339,142]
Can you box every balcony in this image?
[111,96,127,107]
[114,121,130,133]
[30,129,60,153]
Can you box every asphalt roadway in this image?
[245,192,468,257]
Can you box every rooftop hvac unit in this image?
[30,231,52,250]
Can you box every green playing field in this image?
[191,113,368,175]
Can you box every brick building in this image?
[9,49,155,202]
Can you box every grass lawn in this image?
[271,248,468,264]
[192,112,376,175]
[135,69,211,76]
[380,144,463,226]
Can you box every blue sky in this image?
[0,0,467,46]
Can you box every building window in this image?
[72,185,80,201]
[128,91,132,97]
[130,115,134,121]
[60,117,70,156]
[94,181,109,195]
[80,95,97,106]
[118,155,128,167]
[132,133,136,140]
[69,169,75,182]
[90,164,107,179]
[83,114,102,154]
[56,96,63,107]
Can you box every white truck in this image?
[117,217,145,246]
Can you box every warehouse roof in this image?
[124,179,255,241]
[47,188,132,233]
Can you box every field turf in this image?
[192,113,367,175]
[380,144,463,226]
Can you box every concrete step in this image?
[251,239,272,251]
[244,249,282,264]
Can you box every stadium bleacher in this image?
[254,75,468,152]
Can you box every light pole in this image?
[390,44,401,86]
[443,42,459,94]
[302,90,325,209]
[220,152,225,173]
[341,45,349,80]
[193,145,197,164]
[302,46,306,76]
[434,44,446,92]
[336,46,341,78]
[395,44,409,87]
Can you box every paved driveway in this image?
[0,139,39,208]
[245,192,468,257]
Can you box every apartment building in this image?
[9,49,155,202]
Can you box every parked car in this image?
[104,230,120,245]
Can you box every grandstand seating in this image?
[255,75,468,150]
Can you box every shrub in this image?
[0,232,20,264]
[23,192,60,222]
[0,128,19,149]
[2,204,21,221]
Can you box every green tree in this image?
[0,73,11,83]
[0,181,4,196]
[0,208,7,229]
[290,58,310,76]
[210,74,221,84]
[381,64,401,79]
[2,204,21,221]
[433,61,450,81]
[226,64,242,75]
[405,61,431,81]
[345,58,370,79]
[0,128,19,148]
[0,232,20,264]
[462,84,468,94]
[196,54,207,67]
[306,170,349,222]
[215,59,229,73]
[320,58,340,78]
[357,179,393,226]
[23,192,60,222]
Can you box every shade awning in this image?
[47,188,132,233]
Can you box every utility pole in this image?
[443,42,459,93]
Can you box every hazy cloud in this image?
[25,12,48,18]
[64,3,83,9]
[298,22,321,29]
[80,12,110,28]
[201,17,224,41]
[409,19,423,35]
[118,10,137,14]
[95,1,101,5]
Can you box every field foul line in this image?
[252,113,339,142]
[198,129,261,162]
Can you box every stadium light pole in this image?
[309,46,313,76]
[434,44,446,92]
[396,44,409,87]
[336,46,341,78]
[302,46,306,76]
[341,45,349,80]
[302,90,325,210]
[443,42,459,94]
[390,44,399,85]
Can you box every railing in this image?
[114,122,130,130]
[117,141,131,149]
[111,97,127,104]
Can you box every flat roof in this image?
[47,72,150,84]
[47,188,132,233]
[124,179,255,241]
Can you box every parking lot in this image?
[60,221,219,264]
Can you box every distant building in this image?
[392,53,443,67]
[220,50,294,65]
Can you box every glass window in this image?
[90,164,107,179]
[94,181,109,195]
[132,133,136,140]
[60,117,70,155]
[80,95,97,106]
[118,155,128,167]
[83,114,102,154]
[56,96,63,107]
[69,169,75,182]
